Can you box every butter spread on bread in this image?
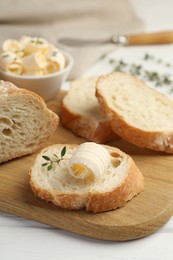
[29,143,144,213]
[68,142,110,181]
[0,81,59,164]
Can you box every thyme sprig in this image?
[98,52,173,92]
[42,146,67,171]
[112,59,172,87]
[108,54,173,88]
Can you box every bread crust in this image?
[96,73,173,153]
[61,103,119,143]
[0,81,59,163]
[29,144,144,213]
[86,158,143,212]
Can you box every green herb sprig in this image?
[98,52,173,92]
[108,54,173,88]
[42,146,66,171]
[112,60,172,87]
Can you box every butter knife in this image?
[58,31,173,47]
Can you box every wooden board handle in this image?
[128,31,173,45]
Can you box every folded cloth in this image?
[0,0,144,44]
[0,0,144,78]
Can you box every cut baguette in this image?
[61,77,119,143]
[96,72,173,153]
[29,143,144,213]
[0,81,59,163]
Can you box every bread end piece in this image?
[0,81,59,163]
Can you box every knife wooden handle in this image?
[128,31,173,45]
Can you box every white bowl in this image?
[0,50,73,101]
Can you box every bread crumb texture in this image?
[0,81,59,163]
[96,72,173,153]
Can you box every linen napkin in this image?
[0,0,144,77]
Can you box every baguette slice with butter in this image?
[61,77,119,143]
[96,72,173,153]
[29,143,144,213]
[0,81,59,163]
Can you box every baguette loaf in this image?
[0,81,59,163]
[29,143,144,213]
[61,77,119,143]
[96,72,173,153]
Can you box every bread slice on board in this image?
[0,81,59,163]
[96,72,173,153]
[61,77,119,143]
[29,143,144,213]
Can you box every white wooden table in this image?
[1,1,173,259]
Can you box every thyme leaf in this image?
[42,163,49,166]
[47,165,52,171]
[42,155,50,161]
[143,53,154,61]
[61,146,66,157]
[42,146,67,171]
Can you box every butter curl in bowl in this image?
[0,36,73,101]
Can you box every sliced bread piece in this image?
[29,143,144,213]
[61,77,119,143]
[96,72,173,153]
[0,81,59,163]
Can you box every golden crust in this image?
[86,158,144,212]
[29,144,144,213]
[96,72,173,154]
[0,81,44,103]
[61,102,119,144]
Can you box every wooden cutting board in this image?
[1,123,173,241]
